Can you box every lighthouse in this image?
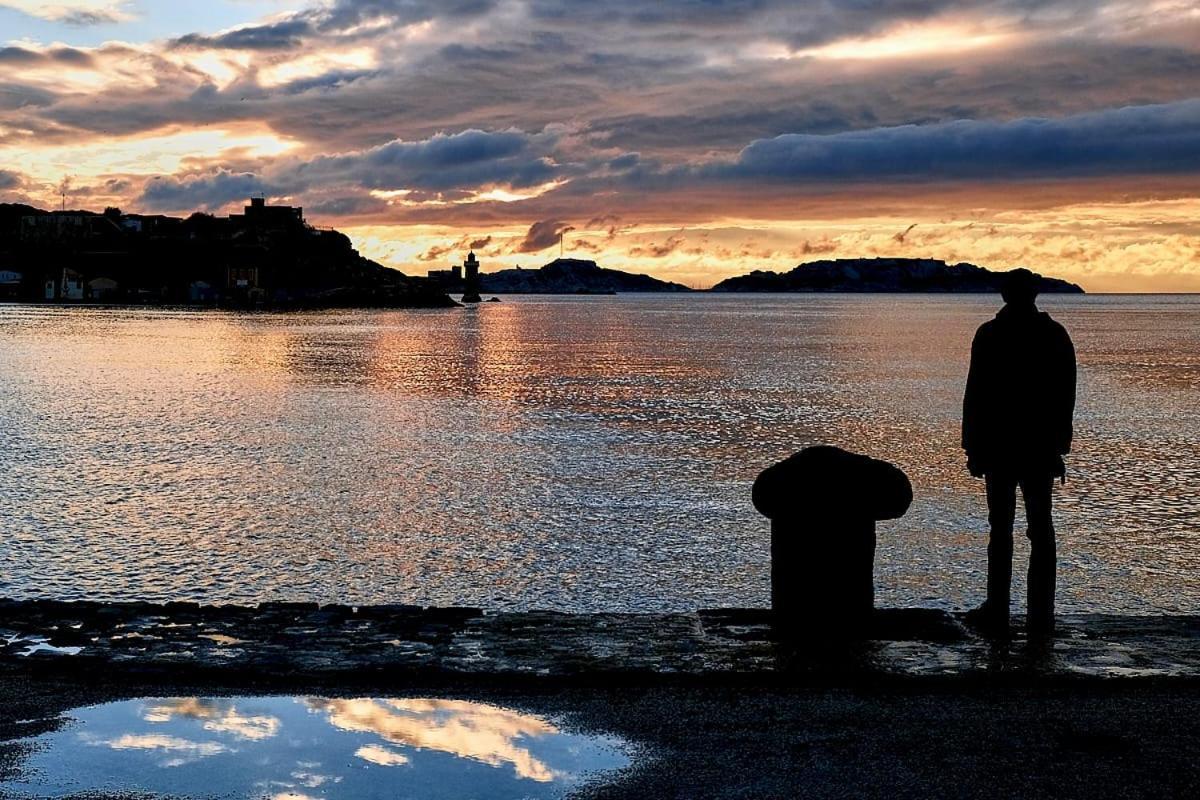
[461,250,482,303]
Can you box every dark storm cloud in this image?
[10,0,1200,163]
[0,46,92,65]
[125,128,565,216]
[279,69,380,95]
[517,220,574,252]
[168,0,498,51]
[172,19,315,51]
[722,99,1200,182]
[281,129,561,192]
[139,171,276,212]
[0,169,24,190]
[0,47,40,65]
[59,9,126,26]
[524,0,1089,48]
[367,128,528,167]
[313,0,498,31]
[6,0,1200,237]
[306,194,389,215]
[607,153,640,170]
[49,47,95,65]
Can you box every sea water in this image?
[0,295,1196,613]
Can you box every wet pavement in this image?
[1,599,1197,683]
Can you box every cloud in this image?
[469,235,492,249]
[0,47,41,65]
[306,194,387,215]
[279,128,560,193]
[628,231,686,257]
[893,223,917,243]
[517,219,573,252]
[314,0,499,32]
[0,46,93,66]
[724,99,1200,183]
[798,238,838,256]
[172,20,314,51]
[0,169,23,190]
[0,1,134,25]
[139,170,275,212]
[165,0,497,54]
[417,243,455,262]
[355,744,410,767]
[9,0,1200,163]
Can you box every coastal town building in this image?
[5,198,313,304]
[88,277,120,300]
[0,197,449,308]
[427,265,462,283]
[44,268,86,300]
[20,213,122,243]
[0,269,21,300]
[230,197,305,231]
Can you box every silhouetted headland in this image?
[0,199,455,308]
[429,256,693,294]
[711,258,1084,293]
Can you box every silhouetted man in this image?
[962,269,1076,636]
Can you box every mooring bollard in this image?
[752,445,913,637]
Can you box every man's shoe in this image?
[965,602,1010,637]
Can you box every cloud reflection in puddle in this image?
[2,695,630,799]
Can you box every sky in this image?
[1,1,1199,291]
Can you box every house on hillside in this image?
[88,277,120,300]
[45,268,86,300]
[229,197,305,231]
[0,269,22,300]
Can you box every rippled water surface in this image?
[2,696,627,798]
[0,295,1196,613]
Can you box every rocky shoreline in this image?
[2,599,1196,686]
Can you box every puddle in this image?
[2,633,85,658]
[2,696,631,799]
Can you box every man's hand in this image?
[1052,454,1067,484]
[967,455,985,478]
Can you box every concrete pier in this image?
[1,600,1196,684]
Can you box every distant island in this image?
[0,199,454,308]
[710,258,1084,293]
[428,255,1081,296]
[429,257,692,294]
[1,204,1085,308]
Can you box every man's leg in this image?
[1021,474,1057,634]
[984,472,1018,619]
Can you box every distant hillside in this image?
[710,258,1084,293]
[479,258,692,294]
